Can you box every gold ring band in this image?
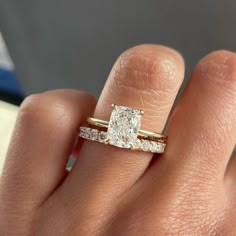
[87,117,167,143]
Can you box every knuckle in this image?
[119,193,223,235]
[196,50,236,86]
[19,93,71,125]
[100,44,184,129]
[20,94,42,112]
[112,44,184,93]
[117,169,225,235]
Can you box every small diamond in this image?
[132,139,141,149]
[150,141,157,153]
[98,131,107,142]
[84,128,91,139]
[141,140,151,151]
[80,127,89,138]
[158,143,165,153]
[90,129,99,141]
[163,144,166,152]
[154,143,164,153]
[79,128,84,137]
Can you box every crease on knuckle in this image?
[196,50,236,90]
[159,194,223,235]
[112,47,180,94]
[195,110,235,162]
[19,94,71,124]
[108,53,180,114]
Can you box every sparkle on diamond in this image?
[107,106,142,148]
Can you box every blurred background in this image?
[0,1,236,172]
[0,0,236,101]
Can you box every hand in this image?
[0,45,235,236]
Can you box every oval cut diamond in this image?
[107,106,142,148]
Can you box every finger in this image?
[61,44,185,206]
[149,50,236,187]
[0,90,96,208]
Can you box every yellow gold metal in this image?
[112,103,117,109]
[86,117,167,143]
[140,110,144,115]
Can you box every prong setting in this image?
[140,110,144,116]
[104,138,110,144]
[112,103,118,110]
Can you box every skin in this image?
[0,44,235,236]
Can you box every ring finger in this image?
[59,44,185,210]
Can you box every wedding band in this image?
[79,127,166,153]
[87,117,167,142]
[79,104,167,153]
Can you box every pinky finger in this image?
[0,90,96,211]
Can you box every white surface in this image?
[0,33,14,70]
[0,101,18,174]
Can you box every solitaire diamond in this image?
[107,106,142,148]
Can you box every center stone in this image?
[107,106,142,148]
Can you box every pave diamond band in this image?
[79,127,166,153]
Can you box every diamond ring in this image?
[86,117,167,142]
[79,104,167,153]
